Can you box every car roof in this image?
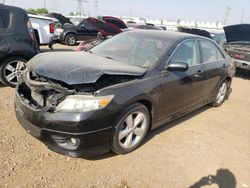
[125,29,207,43]
[0,4,25,13]
[28,14,54,21]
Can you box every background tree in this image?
[26,8,48,14]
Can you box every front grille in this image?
[18,80,64,110]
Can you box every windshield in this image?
[90,32,171,68]
[70,18,84,26]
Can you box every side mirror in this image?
[166,61,189,71]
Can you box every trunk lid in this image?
[224,24,250,43]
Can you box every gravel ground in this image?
[0,44,250,188]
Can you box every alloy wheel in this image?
[118,111,147,149]
[216,82,227,105]
[3,60,26,85]
[68,36,76,45]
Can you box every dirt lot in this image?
[0,44,250,188]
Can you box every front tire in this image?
[0,57,27,87]
[65,34,76,46]
[211,80,229,107]
[111,103,150,155]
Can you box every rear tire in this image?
[211,80,229,107]
[65,34,76,46]
[0,57,27,87]
[111,103,150,155]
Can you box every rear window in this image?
[0,10,10,29]
[200,40,225,63]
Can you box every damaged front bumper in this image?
[14,83,115,158]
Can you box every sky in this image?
[2,0,250,24]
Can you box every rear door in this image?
[159,39,206,121]
[198,39,227,101]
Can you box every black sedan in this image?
[15,30,235,157]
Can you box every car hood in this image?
[224,24,250,43]
[27,52,147,85]
[51,13,73,25]
[86,17,122,36]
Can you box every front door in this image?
[158,39,205,121]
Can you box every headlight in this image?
[55,95,114,113]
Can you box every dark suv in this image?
[0,4,38,87]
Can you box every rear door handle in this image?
[194,69,204,77]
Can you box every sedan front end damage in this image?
[15,30,234,157]
[15,51,146,157]
[15,78,118,157]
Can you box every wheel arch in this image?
[137,99,154,130]
[0,54,30,63]
[34,29,40,45]
[64,32,77,40]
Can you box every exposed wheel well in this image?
[225,76,232,85]
[137,100,153,129]
[34,29,40,45]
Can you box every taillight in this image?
[27,20,36,42]
[234,53,245,60]
[49,23,54,34]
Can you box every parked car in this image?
[59,18,98,46]
[76,17,127,51]
[211,32,226,45]
[28,14,54,49]
[50,13,73,41]
[223,24,250,71]
[15,30,235,157]
[127,23,162,30]
[102,16,128,30]
[178,27,212,39]
[0,4,38,87]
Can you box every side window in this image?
[200,40,225,63]
[0,10,10,29]
[171,40,199,66]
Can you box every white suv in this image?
[28,14,54,49]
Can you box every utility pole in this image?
[240,9,245,23]
[129,7,132,17]
[223,6,231,25]
[76,0,88,16]
[94,0,98,17]
[52,0,61,13]
[44,0,47,9]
